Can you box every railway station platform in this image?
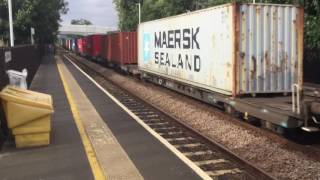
[0,55,201,180]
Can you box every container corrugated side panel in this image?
[92,35,103,57]
[87,36,94,57]
[122,32,131,64]
[119,32,129,65]
[77,39,82,53]
[107,35,112,61]
[115,33,121,64]
[133,32,138,64]
[138,4,235,95]
[83,36,90,56]
[92,36,97,57]
[122,32,138,65]
[101,35,108,60]
[82,38,87,55]
[120,32,126,64]
[238,4,301,94]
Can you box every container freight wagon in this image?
[139,3,303,96]
[77,38,85,55]
[139,3,309,132]
[89,35,106,61]
[65,39,70,50]
[86,36,93,58]
[82,36,90,57]
[71,39,78,52]
[106,32,138,70]
[63,39,68,50]
[68,39,72,51]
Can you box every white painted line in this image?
[195,159,228,166]
[64,55,213,180]
[206,168,242,177]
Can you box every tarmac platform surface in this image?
[0,55,93,179]
[0,55,201,180]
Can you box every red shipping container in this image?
[68,39,72,50]
[106,32,137,65]
[91,35,106,58]
[77,38,84,55]
[106,33,118,62]
[64,39,69,50]
[83,36,90,56]
[101,35,108,61]
[67,39,71,50]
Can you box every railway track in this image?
[62,52,275,180]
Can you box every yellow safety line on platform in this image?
[56,58,106,180]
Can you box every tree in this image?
[71,18,92,25]
[0,0,68,45]
[113,0,140,31]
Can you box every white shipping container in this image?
[138,3,303,96]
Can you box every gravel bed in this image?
[76,57,320,179]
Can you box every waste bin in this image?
[0,85,54,148]
[7,69,28,89]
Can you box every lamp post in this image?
[31,27,35,45]
[137,3,141,24]
[8,0,14,47]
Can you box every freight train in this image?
[60,3,320,134]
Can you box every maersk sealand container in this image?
[138,3,304,97]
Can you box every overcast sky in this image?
[61,0,118,28]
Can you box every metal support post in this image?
[8,0,14,47]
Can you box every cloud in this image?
[61,0,118,28]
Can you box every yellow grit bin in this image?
[0,86,54,148]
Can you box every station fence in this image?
[0,45,44,149]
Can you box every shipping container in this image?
[77,38,84,55]
[71,39,77,52]
[101,35,108,61]
[106,32,137,65]
[68,39,72,51]
[83,36,90,56]
[64,39,68,50]
[90,35,106,59]
[106,33,117,62]
[66,39,70,50]
[138,3,304,97]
